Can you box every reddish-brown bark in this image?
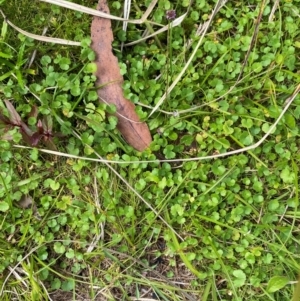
[90,0,152,151]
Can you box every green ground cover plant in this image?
[0,0,300,300]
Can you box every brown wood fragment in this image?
[90,0,152,151]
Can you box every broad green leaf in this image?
[66,249,75,259]
[280,167,295,184]
[54,242,65,254]
[41,55,51,66]
[232,269,246,287]
[158,177,167,189]
[268,199,280,211]
[61,279,75,291]
[0,52,12,59]
[267,276,289,293]
[0,201,9,212]
[51,278,61,290]
[284,113,296,128]
[171,204,184,217]
[50,181,60,191]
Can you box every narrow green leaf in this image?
[0,52,12,59]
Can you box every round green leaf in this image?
[232,269,246,287]
[0,201,9,212]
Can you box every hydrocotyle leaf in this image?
[0,201,9,212]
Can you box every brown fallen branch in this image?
[90,0,152,151]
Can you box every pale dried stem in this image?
[236,0,267,82]
[1,1,185,46]
[40,0,160,24]
[0,9,80,46]
[269,0,280,22]
[27,26,49,68]
[86,176,105,253]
